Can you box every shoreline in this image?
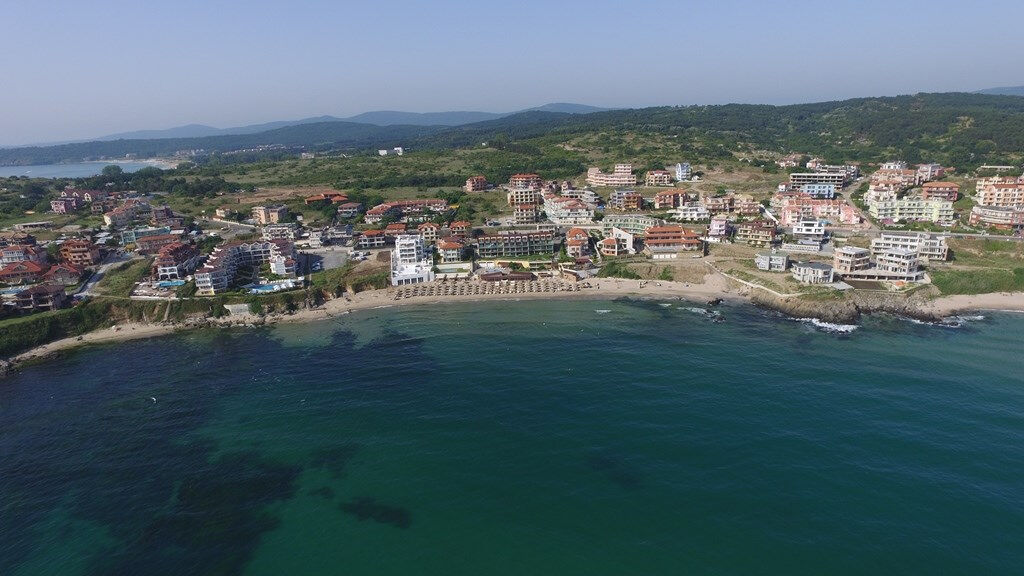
[4,276,1024,376]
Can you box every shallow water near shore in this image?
[3,299,1024,575]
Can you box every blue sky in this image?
[2,0,1023,145]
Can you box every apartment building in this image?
[152,242,202,280]
[735,221,778,246]
[602,214,663,236]
[508,173,543,191]
[976,183,1024,207]
[833,246,872,274]
[195,240,297,295]
[507,187,541,206]
[645,170,672,187]
[707,216,731,240]
[777,197,861,226]
[791,261,834,284]
[391,234,435,286]
[920,182,960,202]
[0,260,48,284]
[50,198,80,214]
[356,229,387,248]
[561,188,602,207]
[449,221,471,236]
[608,190,644,211]
[789,172,846,188]
[337,202,364,219]
[599,227,637,257]
[870,232,949,262]
[252,205,289,225]
[1,244,47,266]
[755,252,789,272]
[59,239,101,267]
[642,226,701,259]
[916,163,946,182]
[417,222,440,243]
[669,203,711,222]
[675,163,692,181]
[437,239,466,263]
[587,164,636,187]
[968,205,1024,230]
[513,203,540,225]
[135,234,182,255]
[792,219,827,243]
[262,223,300,241]
[543,195,594,225]
[800,183,836,199]
[475,230,557,259]
[14,284,68,311]
[653,190,687,210]
[464,175,489,193]
[868,198,954,224]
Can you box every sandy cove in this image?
[6,276,1024,373]
[921,292,1024,317]
[3,277,736,370]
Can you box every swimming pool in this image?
[157,280,186,288]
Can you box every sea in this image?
[2,299,1023,575]
[0,161,168,179]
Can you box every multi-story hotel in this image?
[735,221,778,246]
[464,175,489,193]
[608,190,644,211]
[475,230,557,259]
[868,198,954,224]
[508,173,543,191]
[791,261,834,284]
[675,163,692,181]
[195,239,297,295]
[390,234,435,286]
[645,170,672,187]
[920,182,959,202]
[833,246,871,274]
[251,205,289,225]
[599,227,637,257]
[542,194,594,225]
[587,164,636,187]
[642,226,701,259]
[968,205,1024,230]
[653,191,687,210]
[789,172,847,188]
[975,183,1024,207]
[800,183,836,199]
[870,232,949,262]
[777,197,861,226]
[152,242,202,280]
[602,214,663,236]
[507,187,541,207]
[513,203,540,225]
[669,203,710,222]
[59,239,101,266]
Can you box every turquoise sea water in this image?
[0,161,164,179]
[2,299,1024,575]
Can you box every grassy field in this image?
[96,259,151,297]
[930,268,1024,295]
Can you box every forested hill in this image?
[3,93,1024,168]
[410,92,1024,168]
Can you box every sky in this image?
[2,0,1024,145]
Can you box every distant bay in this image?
[0,160,175,179]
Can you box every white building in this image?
[755,252,789,271]
[675,163,692,181]
[669,203,711,222]
[390,234,435,286]
[791,261,834,284]
[868,198,954,224]
[792,219,827,243]
[870,232,948,262]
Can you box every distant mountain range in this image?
[93,103,609,142]
[976,86,1024,96]
[4,93,1024,168]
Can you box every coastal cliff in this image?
[750,290,942,324]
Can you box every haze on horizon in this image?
[3,0,1023,146]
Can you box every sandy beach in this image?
[6,274,1022,372]
[4,276,738,370]
[923,292,1024,316]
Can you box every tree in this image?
[101,165,124,177]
